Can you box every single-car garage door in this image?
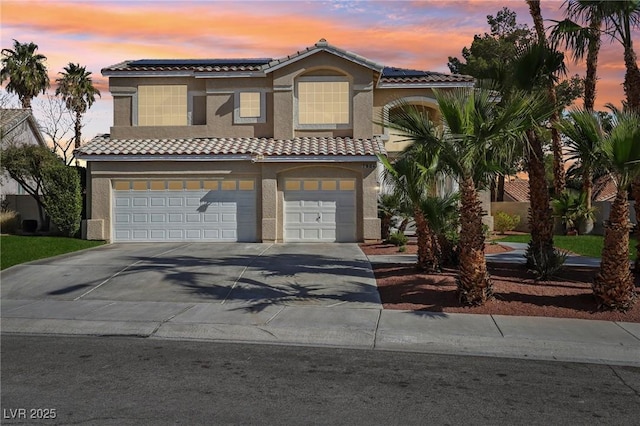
[284,178,356,242]
[112,179,257,242]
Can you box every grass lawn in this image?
[495,234,638,260]
[1,235,105,270]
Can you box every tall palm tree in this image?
[555,109,606,214]
[55,63,101,154]
[526,0,566,196]
[550,1,602,112]
[593,112,640,310]
[387,88,548,304]
[0,40,49,109]
[511,41,566,276]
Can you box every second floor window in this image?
[239,92,261,118]
[138,85,187,126]
[298,80,349,126]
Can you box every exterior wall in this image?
[85,160,380,242]
[490,201,637,235]
[3,195,40,223]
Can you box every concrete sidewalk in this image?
[2,297,639,367]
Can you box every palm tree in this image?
[386,88,547,304]
[555,109,606,218]
[593,112,640,310]
[526,0,566,196]
[379,153,442,272]
[378,192,401,241]
[0,40,49,108]
[55,63,101,154]
[511,41,567,276]
[550,1,602,112]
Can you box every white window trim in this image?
[294,76,352,130]
[234,90,266,124]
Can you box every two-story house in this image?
[76,39,473,243]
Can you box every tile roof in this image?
[77,135,386,158]
[0,108,46,145]
[1,109,32,133]
[593,175,616,202]
[503,179,530,202]
[102,39,472,85]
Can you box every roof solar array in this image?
[129,58,272,67]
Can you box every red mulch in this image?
[360,243,640,323]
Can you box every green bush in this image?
[387,231,408,247]
[0,211,19,234]
[525,243,567,280]
[42,164,82,237]
[494,211,521,234]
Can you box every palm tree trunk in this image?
[622,31,640,112]
[527,0,565,195]
[631,181,640,272]
[526,129,555,262]
[414,206,439,272]
[583,16,601,111]
[593,189,636,311]
[457,175,492,305]
[74,112,82,150]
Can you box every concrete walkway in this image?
[2,243,639,367]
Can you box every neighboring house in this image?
[76,39,474,243]
[503,178,530,202]
[0,108,47,225]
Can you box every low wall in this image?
[4,194,40,227]
[491,201,638,236]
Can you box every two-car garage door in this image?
[112,179,257,242]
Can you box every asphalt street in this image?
[2,335,639,425]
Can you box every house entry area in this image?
[112,179,257,242]
[283,178,357,242]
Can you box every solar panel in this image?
[129,58,272,67]
[382,67,435,77]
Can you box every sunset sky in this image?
[1,0,637,141]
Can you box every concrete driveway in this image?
[0,243,381,309]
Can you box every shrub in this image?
[494,211,521,234]
[0,211,19,234]
[387,231,408,247]
[41,163,82,237]
[398,245,407,253]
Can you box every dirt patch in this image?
[373,261,640,323]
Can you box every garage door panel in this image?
[133,214,147,223]
[113,182,257,242]
[150,214,165,223]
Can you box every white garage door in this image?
[112,179,257,242]
[284,178,356,242]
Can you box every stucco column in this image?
[273,86,293,139]
[362,165,381,241]
[261,164,278,242]
[352,82,373,140]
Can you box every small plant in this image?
[398,245,407,253]
[525,243,567,280]
[0,211,19,234]
[552,190,596,235]
[481,223,491,241]
[494,211,521,235]
[387,231,408,247]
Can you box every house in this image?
[0,108,47,226]
[76,39,474,243]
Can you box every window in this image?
[234,91,266,124]
[297,80,349,126]
[138,85,187,126]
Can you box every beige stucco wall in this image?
[491,201,637,235]
[86,160,380,242]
